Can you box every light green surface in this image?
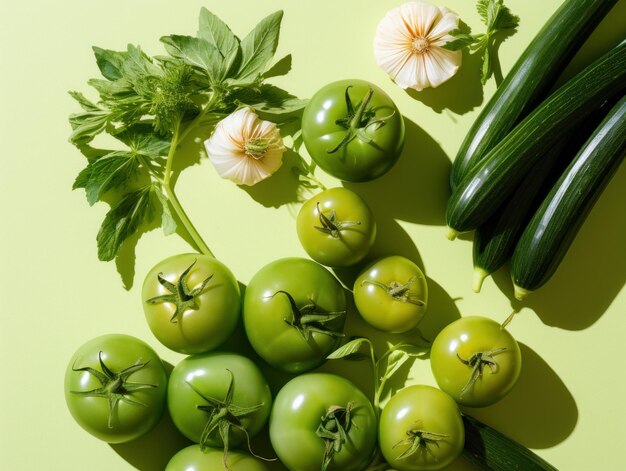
[1,1,625,470]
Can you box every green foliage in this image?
[443,0,520,84]
[68,8,306,261]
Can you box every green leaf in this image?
[262,54,292,79]
[481,46,492,85]
[83,151,140,205]
[153,189,177,236]
[380,343,428,381]
[327,337,372,360]
[239,84,307,116]
[442,30,478,51]
[197,7,239,79]
[93,47,128,81]
[161,35,222,83]
[114,123,171,157]
[122,45,163,84]
[96,186,157,261]
[68,92,109,144]
[492,2,519,31]
[235,10,283,84]
[476,0,490,24]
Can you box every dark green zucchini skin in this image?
[511,95,626,300]
[471,140,565,292]
[446,41,626,237]
[462,415,558,471]
[450,0,617,189]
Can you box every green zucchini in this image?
[471,100,615,292]
[446,40,626,238]
[511,95,626,300]
[462,415,558,471]
[472,140,565,292]
[450,0,617,189]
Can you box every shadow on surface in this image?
[462,342,578,449]
[406,48,483,115]
[345,117,451,226]
[493,162,626,330]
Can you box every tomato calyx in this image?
[187,369,269,470]
[271,290,346,341]
[392,421,449,461]
[314,202,362,238]
[316,402,355,471]
[360,276,426,306]
[457,347,507,397]
[327,86,395,154]
[71,351,158,428]
[145,259,214,323]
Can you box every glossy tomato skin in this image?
[167,352,272,447]
[64,334,168,443]
[269,373,377,471]
[243,258,346,373]
[296,187,376,267]
[430,316,522,407]
[165,445,270,471]
[353,256,428,333]
[142,253,241,354]
[379,385,464,471]
[302,79,405,182]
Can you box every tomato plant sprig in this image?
[68,8,306,262]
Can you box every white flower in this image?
[374,1,462,91]
[204,107,285,186]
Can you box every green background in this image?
[1,0,625,469]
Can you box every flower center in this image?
[244,138,269,160]
[412,36,430,54]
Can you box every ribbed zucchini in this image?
[446,40,626,238]
[472,140,565,293]
[450,0,617,189]
[511,95,626,300]
[462,415,558,471]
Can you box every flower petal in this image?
[427,8,460,42]
[422,46,462,89]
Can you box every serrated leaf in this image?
[68,93,110,144]
[93,47,128,81]
[161,35,222,83]
[88,78,136,98]
[327,337,371,360]
[241,84,307,116]
[122,45,163,84]
[96,186,157,261]
[476,0,490,24]
[493,4,519,31]
[153,189,177,236]
[84,151,140,205]
[197,7,239,79]
[442,31,478,51]
[235,10,283,84]
[114,123,171,157]
[69,91,100,112]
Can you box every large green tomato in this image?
[296,187,376,267]
[243,258,346,373]
[142,253,241,354]
[165,445,270,471]
[379,385,464,471]
[302,79,405,182]
[64,334,168,443]
[167,352,272,452]
[269,373,377,471]
[353,256,428,333]
[430,316,522,407]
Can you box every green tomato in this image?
[296,187,376,267]
[64,334,167,443]
[167,352,272,451]
[379,385,464,471]
[302,79,405,182]
[353,256,428,333]
[430,316,522,407]
[243,258,346,373]
[165,445,270,471]
[270,373,377,471]
[142,253,241,354]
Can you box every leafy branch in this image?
[69,8,307,262]
[443,0,519,84]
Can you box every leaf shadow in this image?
[111,362,193,470]
[461,343,578,449]
[492,161,626,330]
[344,117,451,227]
[405,48,483,115]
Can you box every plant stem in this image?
[163,120,214,258]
